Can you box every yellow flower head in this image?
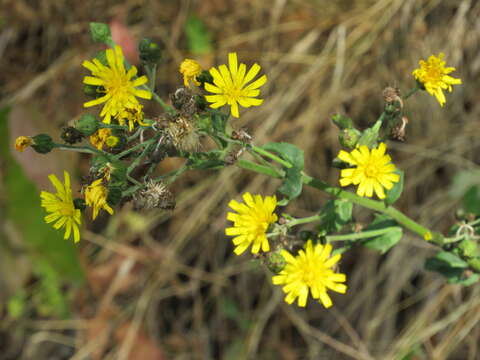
[179,59,202,87]
[225,193,277,255]
[205,52,267,118]
[338,142,400,199]
[84,178,114,220]
[15,136,32,152]
[40,171,82,243]
[412,53,462,106]
[272,240,347,308]
[82,45,152,128]
[89,128,112,150]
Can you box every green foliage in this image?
[361,214,402,253]
[187,150,224,169]
[262,142,304,200]
[450,169,480,215]
[7,291,26,319]
[319,199,353,233]
[425,251,479,285]
[385,170,404,205]
[185,15,212,55]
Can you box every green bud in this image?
[61,126,84,144]
[73,198,86,211]
[75,114,99,136]
[338,128,361,149]
[332,114,354,130]
[196,115,212,132]
[197,70,214,88]
[299,231,315,241]
[106,185,123,206]
[31,134,55,154]
[357,127,379,148]
[264,251,286,273]
[139,38,162,64]
[458,239,480,258]
[89,22,112,44]
[467,258,480,272]
[83,84,100,98]
[95,50,108,66]
[332,158,352,169]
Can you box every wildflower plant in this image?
[15,22,480,311]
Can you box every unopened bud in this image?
[61,126,84,144]
[458,239,479,258]
[31,134,55,154]
[338,128,360,149]
[332,114,354,130]
[264,251,286,273]
[139,38,162,65]
[15,136,32,152]
[89,22,112,44]
[75,114,99,136]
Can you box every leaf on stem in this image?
[361,214,402,254]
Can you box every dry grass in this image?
[1,0,480,359]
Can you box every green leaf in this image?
[278,166,303,200]
[89,22,112,44]
[0,108,83,282]
[449,169,480,199]
[319,199,353,233]
[462,186,480,215]
[384,169,404,205]
[361,214,402,254]
[262,142,304,170]
[425,252,477,285]
[362,227,402,254]
[262,142,305,201]
[185,15,212,55]
[431,251,468,268]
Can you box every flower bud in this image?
[332,114,354,130]
[73,198,86,211]
[61,126,84,144]
[264,251,286,273]
[139,38,162,65]
[458,239,480,258]
[106,185,123,206]
[338,128,360,149]
[89,22,112,43]
[31,134,55,154]
[75,114,99,136]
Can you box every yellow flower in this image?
[205,52,267,118]
[15,136,32,152]
[179,59,202,87]
[412,53,462,106]
[225,193,277,255]
[272,240,347,308]
[40,171,82,243]
[338,142,400,199]
[84,178,114,220]
[82,45,152,128]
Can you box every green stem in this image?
[301,173,432,239]
[142,85,175,114]
[98,123,129,130]
[326,227,398,242]
[251,145,292,169]
[236,159,283,179]
[146,64,157,92]
[403,87,419,100]
[54,144,103,155]
[114,138,156,160]
[287,214,322,228]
